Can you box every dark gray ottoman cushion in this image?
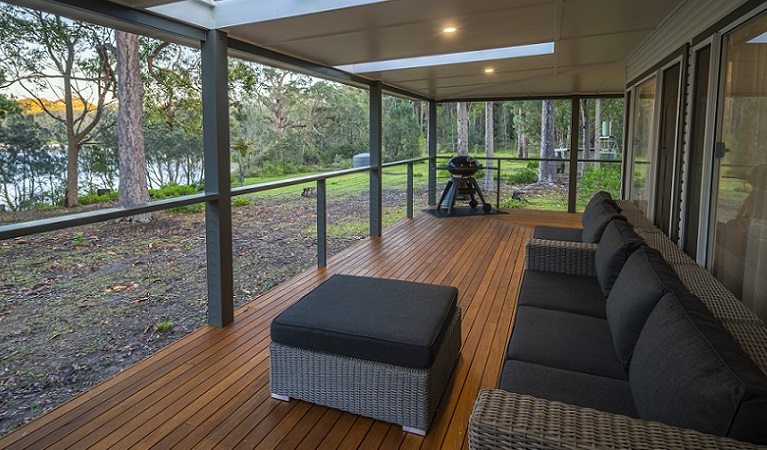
[506,306,627,380]
[499,359,638,418]
[595,220,644,298]
[517,270,606,318]
[606,247,686,369]
[271,275,458,369]
[532,226,583,242]
[581,201,626,243]
[630,289,767,444]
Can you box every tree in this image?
[594,98,602,155]
[0,112,59,210]
[539,100,557,183]
[457,102,469,156]
[517,107,528,158]
[484,101,494,191]
[116,30,151,222]
[0,6,116,207]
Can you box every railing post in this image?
[428,100,437,205]
[568,95,581,213]
[317,179,327,267]
[370,81,383,236]
[496,158,501,208]
[201,29,233,328]
[407,163,414,218]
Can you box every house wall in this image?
[624,0,767,323]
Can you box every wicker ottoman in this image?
[270,274,461,435]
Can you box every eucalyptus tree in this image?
[539,100,557,183]
[0,5,116,207]
[0,112,59,210]
[142,38,203,187]
[457,102,468,156]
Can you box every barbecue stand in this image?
[438,156,493,215]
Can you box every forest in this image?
[0,3,624,213]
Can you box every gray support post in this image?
[370,81,383,236]
[568,96,581,213]
[201,29,233,327]
[496,159,501,208]
[407,163,414,218]
[317,179,327,267]
[428,100,438,205]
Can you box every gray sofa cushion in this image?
[517,270,606,318]
[506,306,627,380]
[583,191,619,219]
[581,201,626,243]
[630,289,767,444]
[271,274,457,368]
[532,225,583,242]
[606,247,685,369]
[595,220,644,298]
[499,359,638,418]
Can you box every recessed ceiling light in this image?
[336,42,554,73]
[443,27,457,33]
[484,68,494,73]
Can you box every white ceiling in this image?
[122,0,687,100]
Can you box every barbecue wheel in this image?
[469,200,478,209]
[483,203,492,213]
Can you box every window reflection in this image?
[714,13,767,322]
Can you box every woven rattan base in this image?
[270,307,461,434]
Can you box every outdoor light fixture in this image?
[336,42,554,73]
[443,27,457,33]
[484,68,494,73]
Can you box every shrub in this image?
[149,184,197,200]
[232,197,252,207]
[577,164,622,207]
[507,167,538,185]
[78,190,119,205]
[526,161,539,169]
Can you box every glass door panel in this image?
[630,77,657,215]
[712,12,767,322]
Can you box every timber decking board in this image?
[0,209,581,450]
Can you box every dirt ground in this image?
[0,192,376,436]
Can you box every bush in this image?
[526,161,539,169]
[149,184,197,200]
[507,167,538,185]
[232,197,252,207]
[78,190,119,205]
[578,164,621,207]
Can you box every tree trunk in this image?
[517,107,528,158]
[457,102,469,156]
[539,100,556,183]
[594,98,602,156]
[484,101,494,191]
[580,98,590,159]
[117,31,152,222]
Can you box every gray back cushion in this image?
[606,247,684,368]
[595,220,644,298]
[629,290,767,444]
[581,201,626,243]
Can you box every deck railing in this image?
[0,154,622,268]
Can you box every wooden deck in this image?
[0,209,581,450]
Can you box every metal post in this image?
[407,163,414,218]
[496,158,501,207]
[370,81,383,236]
[201,29,233,327]
[428,100,438,205]
[568,96,581,213]
[317,179,327,267]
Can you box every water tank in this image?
[352,153,370,168]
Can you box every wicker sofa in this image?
[468,200,767,449]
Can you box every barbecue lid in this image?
[447,155,481,175]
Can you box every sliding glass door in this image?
[629,77,657,216]
[711,11,767,322]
